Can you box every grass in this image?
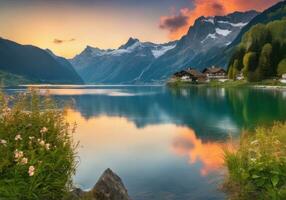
[223,122,286,200]
[0,89,77,200]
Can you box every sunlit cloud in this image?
[172,128,233,176]
[53,38,76,44]
[160,0,280,39]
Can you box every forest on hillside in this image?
[228,19,286,82]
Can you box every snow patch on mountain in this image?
[151,44,176,58]
[201,33,217,43]
[217,20,248,27]
[215,28,232,36]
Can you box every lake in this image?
[6,85,286,200]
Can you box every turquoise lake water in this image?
[6,85,286,200]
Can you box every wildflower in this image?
[0,139,7,146]
[250,140,258,145]
[45,143,50,150]
[39,140,45,146]
[28,166,35,176]
[2,107,11,113]
[21,157,28,165]
[29,136,35,140]
[15,134,22,141]
[14,149,24,160]
[40,127,48,134]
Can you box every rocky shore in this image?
[67,168,131,200]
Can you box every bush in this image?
[0,89,77,200]
[223,122,286,200]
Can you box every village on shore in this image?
[168,65,286,86]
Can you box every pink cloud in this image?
[160,0,280,39]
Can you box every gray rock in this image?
[92,168,131,200]
[67,168,131,200]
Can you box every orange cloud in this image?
[172,128,233,176]
[160,0,280,39]
[53,38,76,45]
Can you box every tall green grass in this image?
[223,122,286,200]
[0,89,77,200]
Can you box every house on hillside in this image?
[202,66,227,79]
[171,68,207,83]
[185,68,207,82]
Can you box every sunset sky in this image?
[0,0,280,58]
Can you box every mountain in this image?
[0,37,83,84]
[71,11,258,84]
[70,38,176,83]
[192,1,286,72]
[137,10,259,83]
[231,1,286,47]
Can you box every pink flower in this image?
[28,166,35,176]
[14,149,24,159]
[21,157,28,165]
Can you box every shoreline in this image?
[167,80,286,90]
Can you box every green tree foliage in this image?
[277,59,286,76]
[228,64,234,79]
[242,52,258,81]
[227,19,286,82]
[258,43,273,78]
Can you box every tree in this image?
[228,64,234,79]
[242,52,257,81]
[258,43,273,78]
[277,58,286,76]
[233,59,240,79]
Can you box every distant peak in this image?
[119,37,140,49]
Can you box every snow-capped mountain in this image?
[136,10,259,83]
[70,38,176,83]
[71,10,258,84]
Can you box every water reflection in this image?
[66,109,226,200]
[5,85,286,200]
[172,129,230,176]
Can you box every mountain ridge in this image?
[71,10,259,84]
[0,37,83,84]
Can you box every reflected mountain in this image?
[43,86,286,140]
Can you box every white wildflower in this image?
[45,143,50,150]
[21,157,28,165]
[250,140,258,145]
[40,127,48,134]
[28,166,35,176]
[14,149,24,160]
[15,134,22,141]
[39,140,45,146]
[29,136,35,140]
[0,139,7,146]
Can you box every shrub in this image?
[223,122,286,200]
[0,89,77,200]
